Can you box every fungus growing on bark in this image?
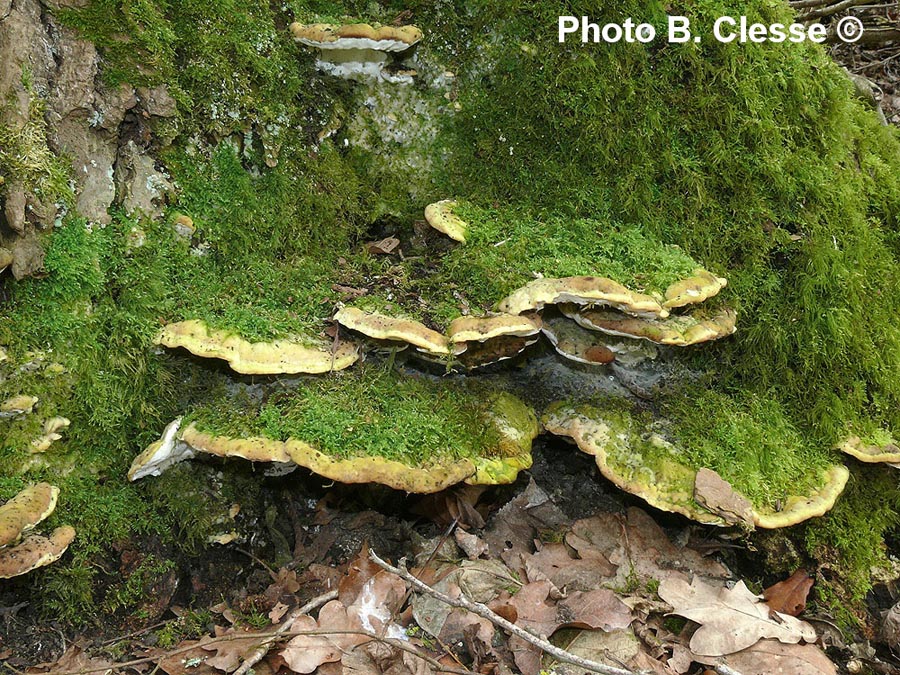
[751,466,849,529]
[155,320,359,375]
[455,336,539,370]
[836,435,900,464]
[334,306,451,355]
[0,482,59,547]
[542,403,848,529]
[447,314,541,368]
[128,417,195,481]
[663,269,728,310]
[541,313,657,367]
[0,483,74,578]
[0,526,76,579]
[447,314,541,344]
[424,200,468,243]
[563,305,737,347]
[30,417,71,453]
[0,394,38,418]
[290,22,422,83]
[496,276,667,318]
[543,403,726,525]
[130,383,538,493]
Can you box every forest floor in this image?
[2,438,900,675]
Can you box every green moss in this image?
[186,364,508,465]
[0,96,73,206]
[805,466,900,616]
[103,555,176,614]
[663,388,833,507]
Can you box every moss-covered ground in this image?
[185,364,504,465]
[1,0,900,625]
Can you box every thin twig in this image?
[234,548,278,581]
[232,589,337,675]
[799,0,871,20]
[369,550,640,675]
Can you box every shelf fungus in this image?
[155,320,359,375]
[0,394,38,418]
[424,200,468,243]
[496,276,668,318]
[128,417,195,481]
[541,313,658,367]
[837,435,900,465]
[663,269,728,310]
[290,22,422,83]
[334,306,453,356]
[448,314,542,369]
[542,403,848,529]
[30,417,71,453]
[130,387,538,493]
[0,483,75,578]
[562,304,737,347]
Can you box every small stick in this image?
[369,550,639,675]
[233,589,338,675]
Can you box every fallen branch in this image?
[798,0,871,20]
[233,589,337,675]
[369,549,642,675]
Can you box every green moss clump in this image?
[187,364,507,466]
[0,96,73,206]
[662,389,833,507]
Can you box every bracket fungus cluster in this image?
[155,320,359,375]
[424,199,468,243]
[290,22,422,83]
[837,435,900,467]
[0,483,75,578]
[543,402,850,529]
[0,394,38,418]
[131,373,539,493]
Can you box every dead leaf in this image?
[269,602,289,623]
[365,236,400,255]
[280,601,358,673]
[693,468,754,526]
[557,589,633,632]
[763,569,813,617]
[504,580,557,675]
[658,577,818,656]
[26,645,116,675]
[339,546,383,606]
[668,643,694,673]
[203,625,268,672]
[412,560,514,641]
[454,529,488,559]
[694,639,837,674]
[152,638,219,675]
[519,541,616,593]
[332,284,368,299]
[484,478,568,565]
[413,485,487,529]
[567,508,728,591]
